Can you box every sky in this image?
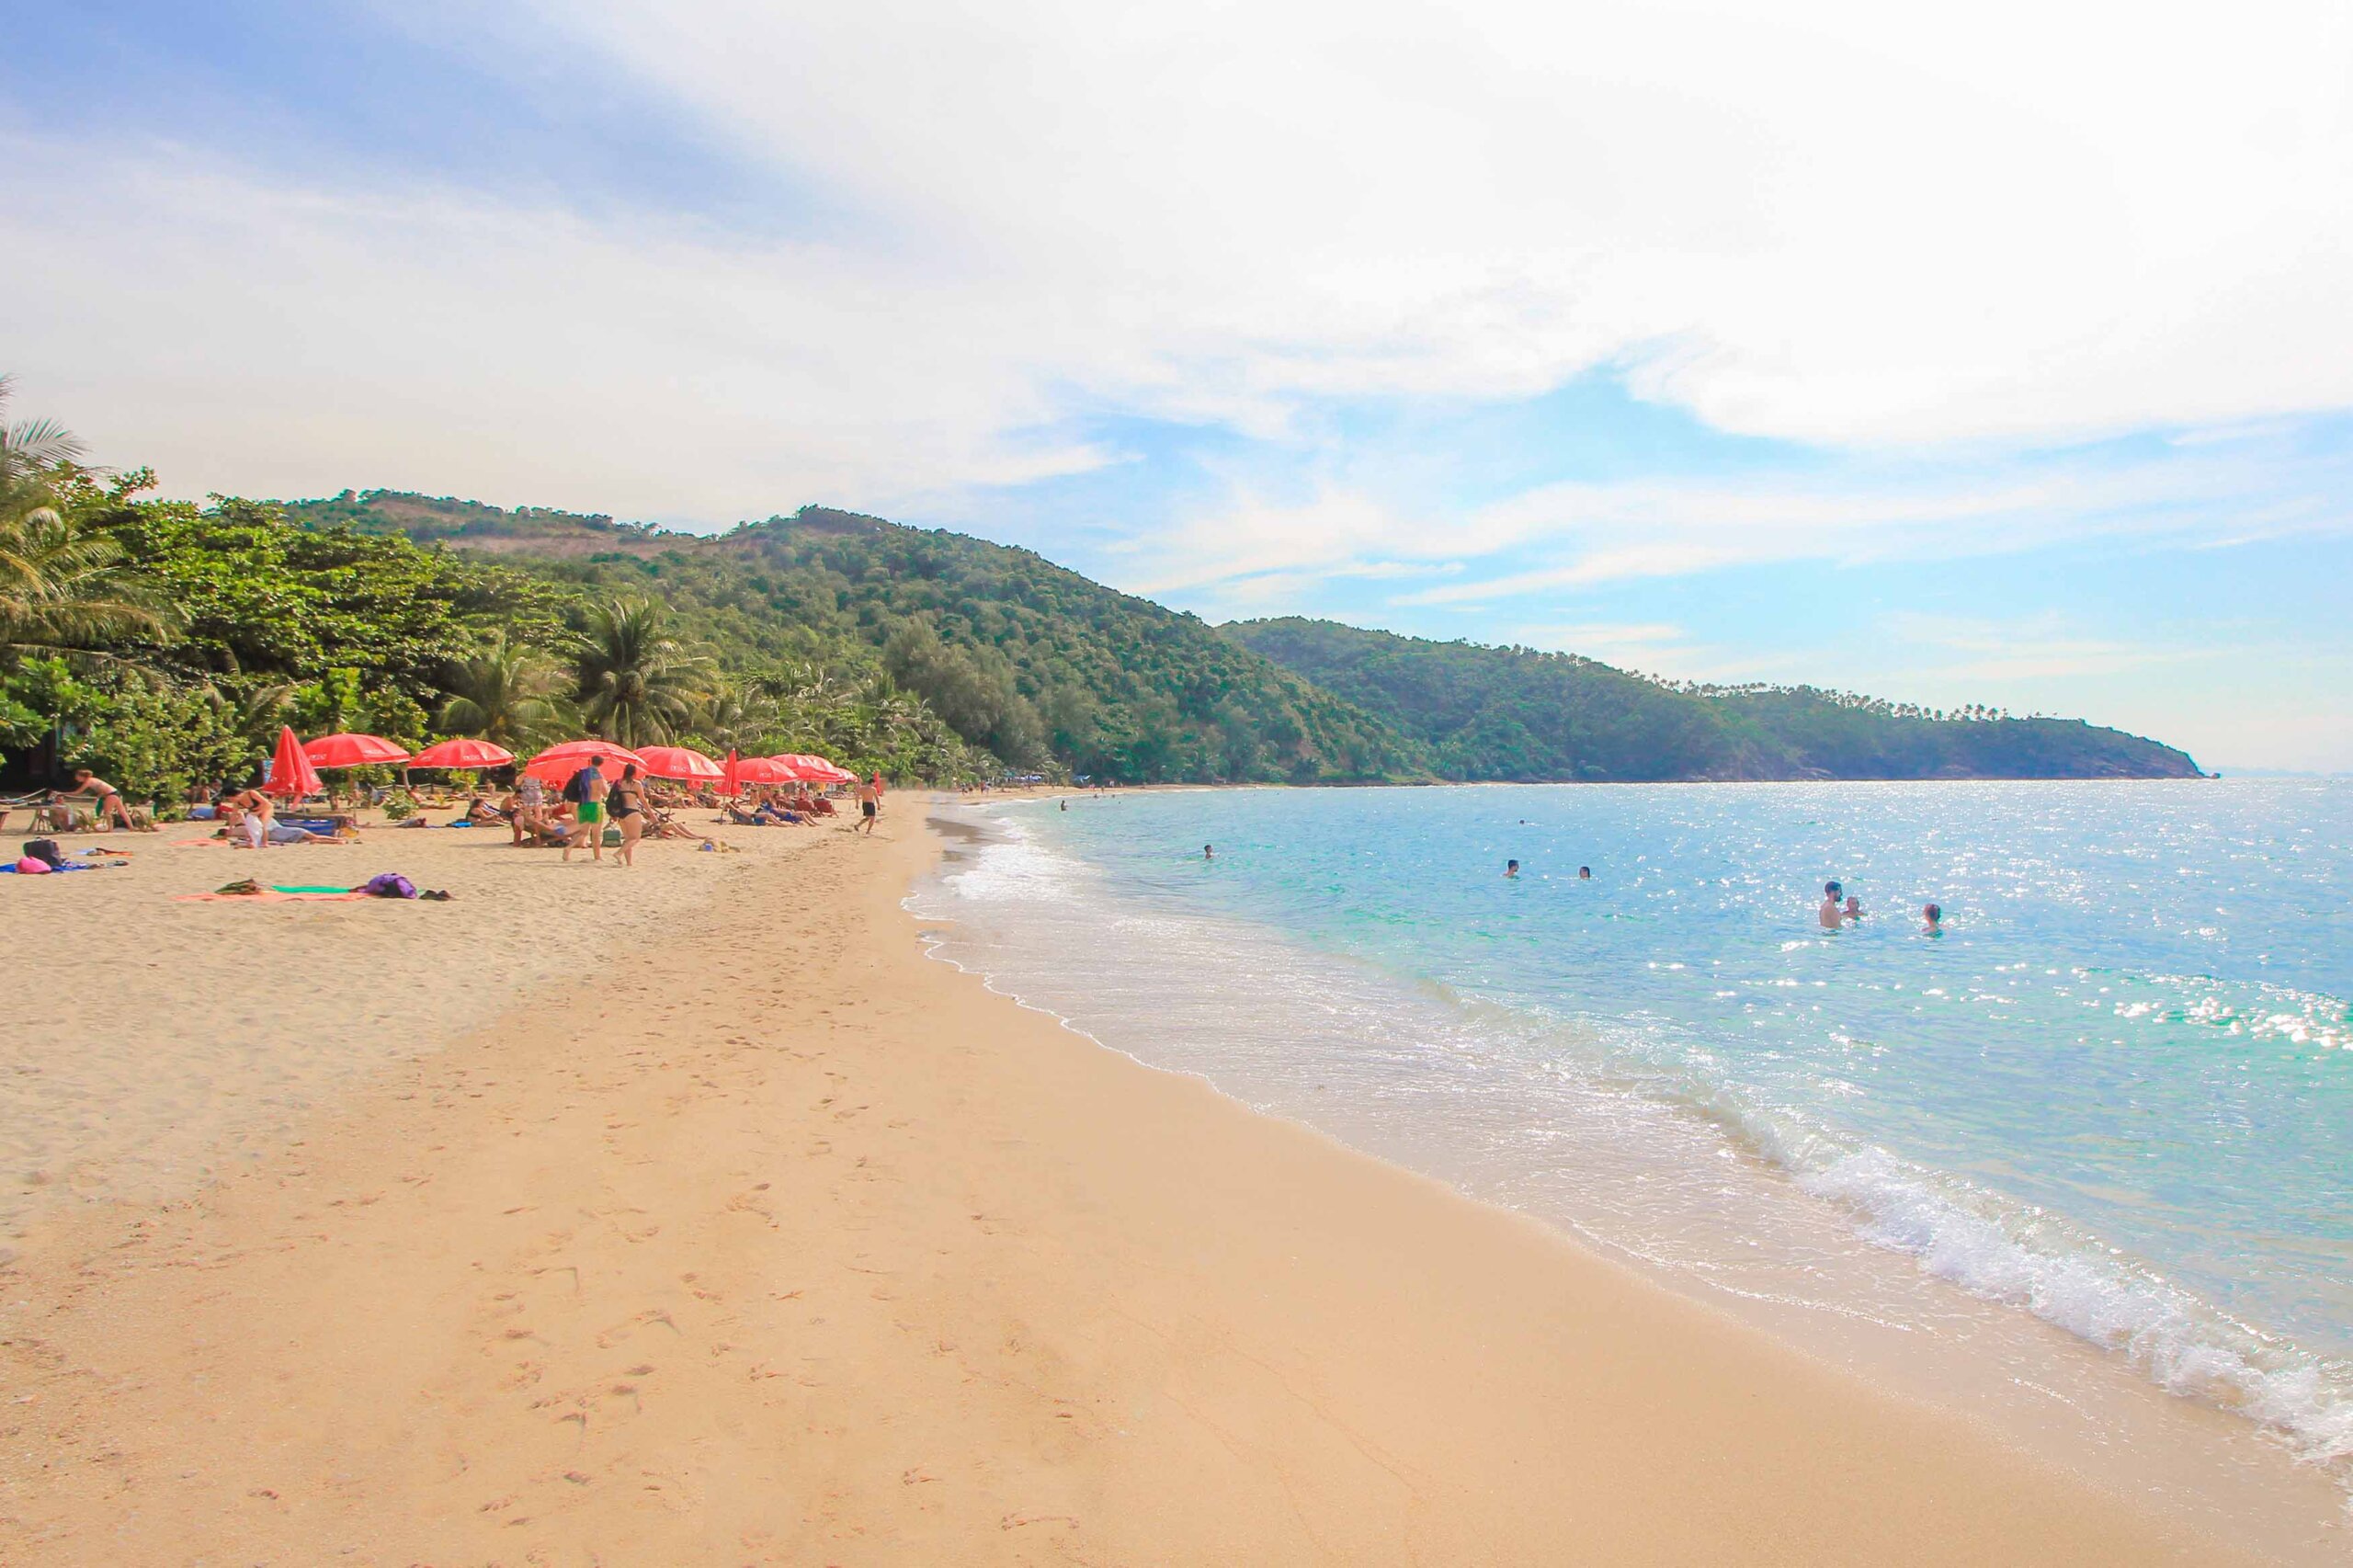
[6,1,2351,771]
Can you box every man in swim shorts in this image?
[855,778,879,835]
[564,756,607,862]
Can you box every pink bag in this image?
[15,857,51,874]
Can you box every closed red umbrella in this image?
[261,725,324,799]
[409,736,517,769]
[633,744,724,781]
[302,732,413,768]
[722,748,742,797]
[522,740,647,784]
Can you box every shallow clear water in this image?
[912,780,2352,1483]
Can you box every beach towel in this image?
[2,858,115,873]
[176,879,372,903]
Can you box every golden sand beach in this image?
[0,804,2302,1562]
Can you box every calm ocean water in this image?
[912,780,2352,1489]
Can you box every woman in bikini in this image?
[608,763,647,867]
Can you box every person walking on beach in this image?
[563,756,607,863]
[608,763,646,867]
[855,777,880,835]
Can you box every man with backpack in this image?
[561,756,608,863]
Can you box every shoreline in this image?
[0,806,2311,1562]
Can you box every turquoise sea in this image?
[913,780,2351,1498]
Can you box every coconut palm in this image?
[573,597,712,747]
[0,379,173,661]
[699,681,780,756]
[438,632,572,749]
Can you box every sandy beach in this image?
[0,804,2293,1563]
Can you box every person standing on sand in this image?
[513,771,544,846]
[563,756,607,863]
[608,763,646,868]
[855,778,880,835]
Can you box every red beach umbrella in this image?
[632,744,725,781]
[521,739,647,784]
[734,756,798,785]
[722,748,742,797]
[261,725,324,799]
[302,732,413,768]
[408,736,517,770]
[770,753,854,783]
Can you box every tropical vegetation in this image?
[1226,618,2203,781]
[0,381,2204,805]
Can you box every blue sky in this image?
[7,1,2351,769]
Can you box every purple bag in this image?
[362,872,417,899]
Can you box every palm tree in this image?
[699,681,779,756]
[0,378,174,661]
[438,632,572,749]
[573,597,711,746]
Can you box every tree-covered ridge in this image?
[1225,618,2204,781]
[285,493,1435,786]
[2,459,999,799]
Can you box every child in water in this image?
[1922,903,1943,936]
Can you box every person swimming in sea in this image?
[1922,902,1943,936]
[1578,866,1591,880]
[1203,843,1214,860]
[1819,881,1845,929]
[1844,894,1866,922]
[1505,858,1519,878]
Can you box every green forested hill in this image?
[1226,618,2204,781]
[0,421,2201,801]
[281,494,1432,785]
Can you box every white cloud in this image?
[10,0,2353,521]
[516,0,2353,447]
[1131,426,2351,604]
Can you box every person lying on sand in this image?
[460,795,510,824]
